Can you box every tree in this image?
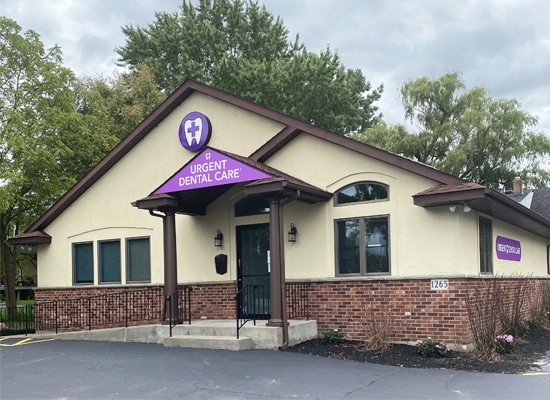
[0,17,121,312]
[116,0,383,135]
[74,64,166,142]
[355,72,550,189]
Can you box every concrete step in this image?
[164,335,252,351]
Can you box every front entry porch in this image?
[33,319,318,351]
[29,283,314,350]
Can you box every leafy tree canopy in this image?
[354,72,550,189]
[116,0,383,135]
[1,16,82,309]
[0,18,164,310]
[74,64,166,142]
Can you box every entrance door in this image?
[237,223,270,319]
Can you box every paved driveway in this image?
[1,338,549,399]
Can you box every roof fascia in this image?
[249,126,302,162]
[7,232,52,245]
[413,187,487,206]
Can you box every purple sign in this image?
[496,236,521,262]
[155,148,271,193]
[179,112,211,152]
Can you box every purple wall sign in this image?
[155,148,271,193]
[179,111,212,152]
[496,236,521,262]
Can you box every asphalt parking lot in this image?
[1,338,550,399]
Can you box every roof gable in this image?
[16,80,471,238]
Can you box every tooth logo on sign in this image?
[179,112,211,152]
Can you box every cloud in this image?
[2,0,549,136]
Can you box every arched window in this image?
[235,197,270,217]
[335,182,388,205]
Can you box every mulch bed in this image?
[287,327,550,374]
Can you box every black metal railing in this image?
[0,304,36,336]
[234,283,310,339]
[165,286,193,337]
[34,287,165,334]
[234,284,270,339]
[286,282,310,320]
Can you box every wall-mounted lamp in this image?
[288,223,298,243]
[449,204,471,213]
[214,229,223,247]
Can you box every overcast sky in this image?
[3,0,549,136]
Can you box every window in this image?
[73,242,93,284]
[336,182,388,205]
[336,216,389,275]
[235,197,270,217]
[479,217,493,274]
[99,240,121,283]
[127,237,151,282]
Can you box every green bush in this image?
[323,329,344,345]
[416,337,448,358]
[526,316,541,332]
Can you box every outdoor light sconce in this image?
[288,223,297,243]
[449,204,471,213]
[214,229,223,247]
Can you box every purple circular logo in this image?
[179,112,212,152]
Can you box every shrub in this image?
[323,329,344,345]
[495,334,514,354]
[416,337,448,358]
[356,299,394,351]
[526,316,541,332]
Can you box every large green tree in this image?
[116,0,383,135]
[355,72,550,189]
[0,17,122,311]
[74,64,166,142]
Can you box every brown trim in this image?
[6,231,52,245]
[249,126,302,162]
[245,179,332,204]
[413,187,487,207]
[414,186,550,239]
[133,194,179,211]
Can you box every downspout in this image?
[279,190,301,350]
[149,210,166,318]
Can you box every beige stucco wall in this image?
[264,133,485,279]
[37,92,284,288]
[36,94,550,289]
[491,216,548,276]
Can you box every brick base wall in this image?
[34,278,549,344]
[308,279,470,344]
[307,278,549,344]
[189,283,237,320]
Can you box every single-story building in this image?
[8,80,550,346]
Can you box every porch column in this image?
[163,208,179,323]
[267,199,284,327]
